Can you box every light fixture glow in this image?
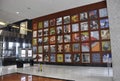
[16,12,20,14]
[0,21,6,26]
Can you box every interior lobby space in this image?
[0,0,120,81]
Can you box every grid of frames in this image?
[32,1,111,65]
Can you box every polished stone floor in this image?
[0,64,113,81]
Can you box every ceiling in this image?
[0,0,103,25]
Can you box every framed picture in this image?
[81,32,89,42]
[43,37,48,44]
[50,18,55,26]
[38,38,42,45]
[72,43,80,52]
[82,53,90,63]
[44,54,49,62]
[64,44,71,52]
[90,31,99,41]
[80,22,88,31]
[50,27,55,35]
[44,20,49,28]
[58,44,63,53]
[43,29,48,36]
[64,35,71,43]
[81,43,90,52]
[56,17,62,25]
[102,41,111,51]
[21,49,26,57]
[99,8,108,17]
[72,33,80,42]
[57,35,63,43]
[50,54,56,62]
[72,23,79,32]
[38,54,43,62]
[64,24,71,34]
[38,46,43,53]
[33,31,37,37]
[43,45,49,53]
[32,38,37,45]
[33,23,37,30]
[91,42,100,51]
[102,53,112,63]
[101,30,110,40]
[89,10,98,19]
[92,53,101,63]
[38,30,42,37]
[57,54,63,62]
[50,36,56,44]
[73,54,80,63]
[65,54,72,62]
[90,20,98,30]
[50,45,56,53]
[71,14,79,22]
[100,18,109,28]
[38,22,43,29]
[57,26,63,34]
[64,16,70,24]
[80,12,88,21]
[32,46,37,54]
[33,54,37,61]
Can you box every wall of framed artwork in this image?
[32,1,111,66]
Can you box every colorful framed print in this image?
[50,45,56,53]
[50,27,55,35]
[50,36,56,44]
[57,54,63,62]
[38,30,42,37]
[82,53,90,63]
[64,44,71,52]
[43,37,48,44]
[99,8,108,17]
[33,54,37,61]
[72,43,80,52]
[72,33,80,42]
[102,41,111,51]
[50,18,55,26]
[91,41,100,51]
[33,23,37,30]
[57,26,63,34]
[43,45,49,53]
[64,24,71,34]
[102,53,112,63]
[50,54,56,62]
[43,29,48,36]
[64,35,71,43]
[73,54,80,63]
[71,14,79,22]
[90,31,99,41]
[38,54,43,62]
[92,53,101,63]
[38,38,42,45]
[56,17,62,25]
[32,46,37,54]
[64,16,70,24]
[72,23,79,32]
[81,43,90,52]
[81,32,89,42]
[38,22,43,29]
[32,38,37,45]
[80,22,88,31]
[57,35,63,43]
[33,31,37,37]
[80,12,88,21]
[89,10,98,19]
[58,44,63,53]
[44,20,49,28]
[38,46,43,53]
[101,30,110,40]
[44,54,49,62]
[90,20,98,30]
[100,18,109,28]
[65,54,72,62]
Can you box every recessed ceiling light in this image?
[16,12,20,14]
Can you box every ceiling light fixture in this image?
[0,21,6,26]
[16,12,20,14]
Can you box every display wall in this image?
[32,1,111,66]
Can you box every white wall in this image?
[107,0,120,81]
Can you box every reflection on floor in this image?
[0,64,113,81]
[0,73,72,81]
